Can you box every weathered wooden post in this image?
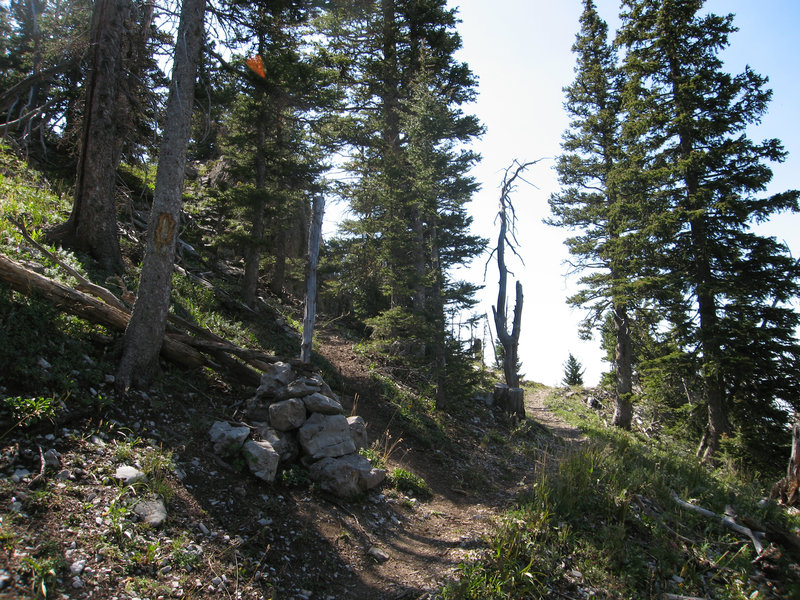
[300,194,325,364]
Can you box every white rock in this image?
[302,393,343,415]
[268,398,307,431]
[255,362,294,398]
[133,498,168,527]
[367,546,390,562]
[252,424,298,463]
[298,413,355,460]
[347,416,368,450]
[309,453,385,498]
[242,440,280,482]
[115,465,146,484]
[70,560,86,575]
[208,421,250,457]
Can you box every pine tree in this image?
[563,353,585,387]
[325,0,484,399]
[549,0,642,428]
[618,0,800,458]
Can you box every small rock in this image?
[302,392,343,415]
[367,546,390,562]
[38,357,51,370]
[268,398,307,431]
[43,449,60,470]
[115,465,146,485]
[72,576,84,589]
[283,378,322,398]
[70,560,86,575]
[134,498,168,527]
[347,416,368,450]
[298,413,355,460]
[11,468,30,483]
[208,421,250,457]
[242,440,280,482]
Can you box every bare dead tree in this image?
[486,160,537,419]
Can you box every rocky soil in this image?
[0,327,579,600]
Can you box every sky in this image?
[436,0,800,386]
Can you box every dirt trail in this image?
[524,386,585,444]
[314,330,585,598]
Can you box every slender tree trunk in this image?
[242,103,267,307]
[116,0,206,390]
[300,195,325,363]
[48,0,130,272]
[612,302,633,429]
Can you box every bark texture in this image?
[116,0,206,390]
[49,0,131,272]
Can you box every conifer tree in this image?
[617,0,800,458]
[326,0,484,398]
[549,0,641,428]
[562,353,585,387]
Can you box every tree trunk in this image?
[773,413,800,505]
[611,302,633,429]
[116,0,206,391]
[48,0,130,272]
[242,104,267,307]
[300,195,324,363]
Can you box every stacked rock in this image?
[208,362,384,498]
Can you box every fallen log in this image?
[7,216,129,311]
[670,490,765,555]
[0,253,204,370]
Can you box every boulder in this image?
[298,413,355,460]
[268,398,307,431]
[255,361,294,399]
[347,416,368,450]
[252,423,299,463]
[309,453,386,498]
[242,440,280,482]
[209,421,250,457]
[280,377,322,399]
[302,392,343,415]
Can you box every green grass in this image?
[390,467,433,500]
[439,390,800,600]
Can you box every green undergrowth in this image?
[439,390,800,600]
[369,372,447,450]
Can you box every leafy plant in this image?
[0,395,59,440]
[20,555,60,599]
[390,468,432,500]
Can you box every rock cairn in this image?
[209,362,385,498]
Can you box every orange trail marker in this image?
[246,55,266,78]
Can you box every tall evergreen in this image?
[325,0,484,399]
[213,1,335,304]
[618,0,800,458]
[549,0,641,428]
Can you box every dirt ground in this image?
[1,328,583,600]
